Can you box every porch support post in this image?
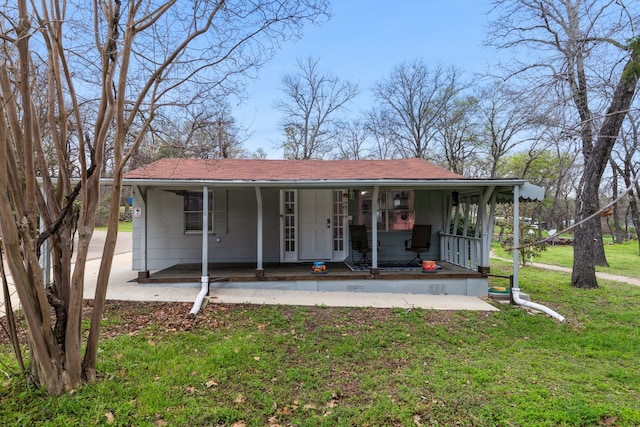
[452,201,460,235]
[370,185,379,276]
[441,193,453,262]
[462,197,469,237]
[512,184,521,293]
[488,193,497,244]
[255,186,265,279]
[201,186,209,282]
[479,186,495,275]
[134,185,149,280]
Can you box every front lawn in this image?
[95,220,133,233]
[1,259,639,426]
[492,238,640,279]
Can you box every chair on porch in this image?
[405,224,432,265]
[350,224,378,265]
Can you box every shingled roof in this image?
[124,158,465,181]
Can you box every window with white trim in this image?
[183,190,227,234]
[358,189,415,231]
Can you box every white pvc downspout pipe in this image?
[512,185,565,322]
[512,290,566,322]
[189,276,209,319]
[189,185,210,319]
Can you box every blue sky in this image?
[234,1,497,157]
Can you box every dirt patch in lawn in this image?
[1,300,466,346]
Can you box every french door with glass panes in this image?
[280,189,347,262]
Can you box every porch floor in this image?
[138,261,483,284]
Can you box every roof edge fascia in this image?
[123,178,528,188]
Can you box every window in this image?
[183,190,227,234]
[358,190,414,231]
[184,192,212,232]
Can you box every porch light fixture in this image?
[452,191,459,206]
[394,193,401,208]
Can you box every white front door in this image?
[298,189,332,260]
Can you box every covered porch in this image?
[124,159,545,299]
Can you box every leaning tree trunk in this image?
[572,47,640,288]
[593,222,609,267]
[609,163,624,244]
[631,183,640,254]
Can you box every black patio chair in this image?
[350,224,379,265]
[405,224,432,265]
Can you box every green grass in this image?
[492,238,640,279]
[2,260,640,426]
[95,220,132,233]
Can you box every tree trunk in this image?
[629,181,640,255]
[83,177,122,381]
[610,164,624,244]
[572,49,640,288]
[593,223,609,267]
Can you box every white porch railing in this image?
[439,232,481,271]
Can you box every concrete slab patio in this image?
[203,288,499,310]
[85,250,498,311]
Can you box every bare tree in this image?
[332,120,372,159]
[250,146,269,159]
[365,108,401,159]
[475,82,544,178]
[489,0,640,288]
[274,57,359,159]
[0,0,328,394]
[545,126,582,231]
[370,60,464,159]
[151,103,245,159]
[611,110,640,250]
[435,95,480,175]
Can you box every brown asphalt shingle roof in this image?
[124,158,465,181]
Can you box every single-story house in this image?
[123,158,544,297]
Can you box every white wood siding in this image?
[132,187,447,270]
[132,188,281,270]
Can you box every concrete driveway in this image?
[85,229,132,261]
[1,230,133,317]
